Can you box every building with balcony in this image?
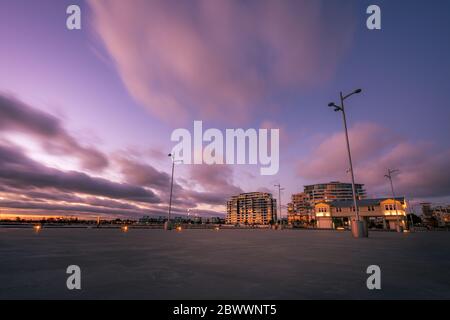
[314,197,407,230]
[304,181,366,204]
[287,192,313,225]
[226,192,277,225]
[421,203,450,227]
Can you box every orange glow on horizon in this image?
[0,213,111,221]
[0,213,67,220]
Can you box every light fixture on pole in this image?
[328,88,367,238]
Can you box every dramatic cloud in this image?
[189,164,243,196]
[171,164,245,207]
[0,92,233,217]
[297,122,450,199]
[0,199,152,218]
[116,156,171,190]
[0,93,108,170]
[89,0,355,123]
[117,155,240,207]
[0,139,230,218]
[0,142,159,203]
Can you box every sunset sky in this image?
[1,0,450,219]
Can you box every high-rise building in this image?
[226,192,277,225]
[287,192,312,224]
[304,181,366,204]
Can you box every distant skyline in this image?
[1,0,450,219]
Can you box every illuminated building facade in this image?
[287,192,312,224]
[304,181,366,204]
[421,203,450,227]
[314,197,407,230]
[226,192,277,225]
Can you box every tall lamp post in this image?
[166,153,182,231]
[385,168,403,232]
[328,89,367,238]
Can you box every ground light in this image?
[33,224,42,233]
[121,225,129,232]
[176,226,182,232]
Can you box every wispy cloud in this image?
[0,142,160,203]
[0,94,236,218]
[0,93,108,170]
[89,0,355,124]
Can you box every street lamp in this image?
[384,168,403,232]
[167,153,183,231]
[328,89,367,238]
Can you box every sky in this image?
[0,0,450,219]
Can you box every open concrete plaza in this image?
[1,228,449,299]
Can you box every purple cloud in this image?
[0,93,108,170]
[297,122,450,199]
[189,164,243,196]
[116,156,171,190]
[116,156,239,207]
[0,142,159,203]
[89,0,355,123]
